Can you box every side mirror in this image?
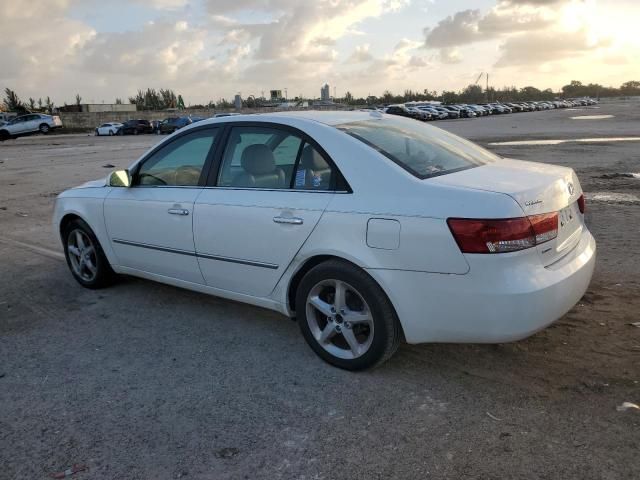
[109,169,131,187]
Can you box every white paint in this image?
[0,236,64,260]
[570,115,614,120]
[489,137,640,146]
[586,192,640,203]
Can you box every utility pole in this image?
[285,88,288,100]
[486,73,489,102]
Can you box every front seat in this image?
[298,145,331,189]
[232,144,286,188]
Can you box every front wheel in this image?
[63,219,116,289]
[296,260,402,370]
[39,123,50,134]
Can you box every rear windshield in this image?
[337,118,498,179]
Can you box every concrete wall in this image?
[85,104,137,113]
[59,106,348,129]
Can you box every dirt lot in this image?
[1,102,639,480]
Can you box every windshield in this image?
[337,118,498,179]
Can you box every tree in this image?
[3,88,23,111]
[45,97,55,114]
[458,84,484,103]
[343,91,354,104]
[115,98,123,104]
[28,97,36,111]
[620,81,640,96]
[75,93,82,106]
[37,98,43,110]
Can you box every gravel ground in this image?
[0,101,639,480]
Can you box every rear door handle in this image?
[168,208,189,216]
[273,216,303,225]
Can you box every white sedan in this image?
[95,122,123,136]
[53,111,596,370]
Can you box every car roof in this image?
[195,110,378,128]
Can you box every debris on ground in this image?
[15,212,28,217]
[49,464,87,478]
[486,412,502,421]
[102,164,115,168]
[628,322,640,328]
[214,447,240,459]
[616,402,640,412]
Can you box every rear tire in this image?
[62,219,116,289]
[0,130,9,141]
[295,260,401,371]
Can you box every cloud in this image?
[495,28,610,66]
[424,10,484,48]
[439,48,462,64]
[347,44,374,63]
[0,1,95,81]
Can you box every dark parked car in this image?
[159,117,193,134]
[385,105,423,121]
[118,119,153,135]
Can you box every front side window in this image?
[338,118,497,179]
[136,128,218,186]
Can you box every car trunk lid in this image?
[432,158,584,266]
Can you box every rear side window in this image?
[216,126,338,191]
[338,118,497,179]
[217,127,302,189]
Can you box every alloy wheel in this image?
[67,229,98,282]
[305,279,374,360]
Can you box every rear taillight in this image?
[578,194,585,214]
[448,213,558,254]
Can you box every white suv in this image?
[0,113,63,140]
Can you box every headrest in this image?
[241,144,276,175]
[300,145,327,171]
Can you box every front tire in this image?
[39,123,50,134]
[295,260,401,370]
[62,219,116,289]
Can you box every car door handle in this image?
[273,216,303,225]
[168,208,189,216]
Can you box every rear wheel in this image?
[39,123,50,134]
[108,130,114,136]
[296,260,401,370]
[0,130,9,141]
[63,219,116,289]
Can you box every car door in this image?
[104,126,220,283]
[193,124,341,297]
[8,116,28,134]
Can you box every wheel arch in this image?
[59,212,89,240]
[286,255,403,338]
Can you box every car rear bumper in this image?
[367,228,596,344]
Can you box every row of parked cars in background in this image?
[94,113,241,137]
[383,98,598,122]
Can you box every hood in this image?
[74,177,108,189]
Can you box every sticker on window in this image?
[312,174,322,188]
[295,169,307,187]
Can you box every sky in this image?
[1,0,639,105]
